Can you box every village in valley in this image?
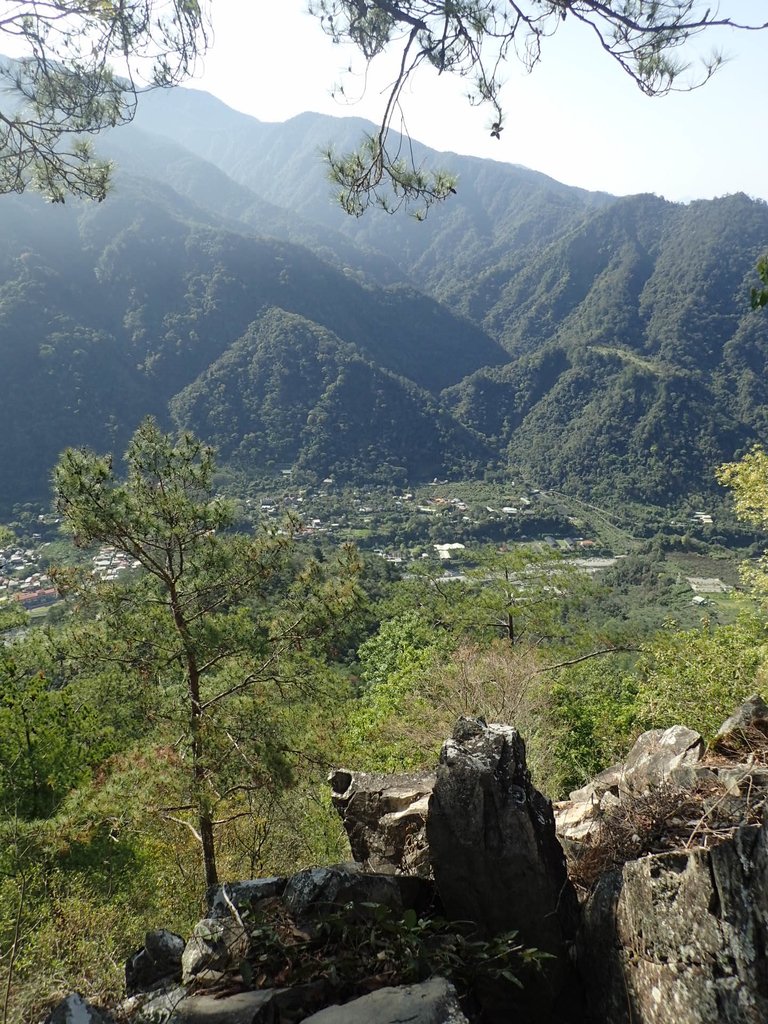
[1,480,738,630]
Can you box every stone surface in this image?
[578,821,768,1023]
[426,718,581,1023]
[181,917,249,984]
[165,990,277,1023]
[282,865,433,922]
[126,929,185,995]
[124,985,187,1023]
[556,764,625,851]
[713,693,768,752]
[45,994,113,1024]
[329,769,435,876]
[568,763,623,804]
[620,725,704,796]
[301,978,468,1024]
[207,879,287,919]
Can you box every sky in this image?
[182,1,768,204]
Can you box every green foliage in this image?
[171,309,490,488]
[718,447,768,603]
[0,3,207,200]
[344,612,443,770]
[549,657,640,795]
[750,254,768,310]
[0,812,200,1024]
[242,898,545,998]
[52,419,362,885]
[443,192,768,506]
[0,643,86,819]
[325,135,458,219]
[633,616,768,738]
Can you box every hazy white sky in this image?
[184,1,768,203]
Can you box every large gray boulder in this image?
[713,693,768,753]
[301,977,468,1024]
[329,769,435,876]
[126,929,185,995]
[619,726,704,797]
[426,718,581,1022]
[163,989,277,1023]
[283,865,434,922]
[579,821,768,1024]
[181,916,249,985]
[126,983,328,1024]
[206,878,287,919]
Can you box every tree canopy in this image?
[0,0,208,200]
[718,447,768,606]
[52,419,362,885]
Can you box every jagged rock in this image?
[44,994,114,1023]
[555,764,624,849]
[301,977,469,1023]
[282,865,434,923]
[619,725,704,796]
[181,917,249,985]
[126,929,185,995]
[713,693,768,752]
[426,719,581,1023]
[579,820,768,1023]
[568,763,623,804]
[329,769,435,876]
[207,878,287,919]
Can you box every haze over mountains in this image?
[1,86,766,510]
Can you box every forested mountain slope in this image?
[171,309,489,484]
[0,181,502,508]
[444,193,768,504]
[132,89,613,306]
[2,85,767,510]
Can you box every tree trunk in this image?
[199,809,218,888]
[170,582,219,886]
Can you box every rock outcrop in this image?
[125,929,185,996]
[554,698,768,1024]
[580,822,768,1023]
[282,864,434,924]
[328,769,434,876]
[427,718,582,1023]
[47,698,768,1024]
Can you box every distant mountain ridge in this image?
[0,173,502,507]
[0,86,766,510]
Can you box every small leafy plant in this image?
[240,899,547,1000]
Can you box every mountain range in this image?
[0,85,766,511]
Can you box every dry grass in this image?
[708,722,768,762]
[569,770,767,891]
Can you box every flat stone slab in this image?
[167,990,276,1023]
[301,978,468,1023]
